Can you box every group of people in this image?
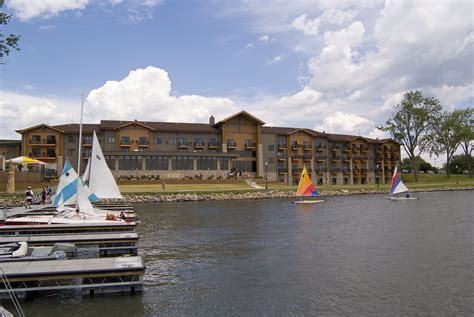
[24,185,52,208]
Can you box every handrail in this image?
[0,267,25,317]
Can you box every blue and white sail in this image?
[52,159,78,207]
[389,166,409,195]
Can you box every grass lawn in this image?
[1,174,473,196]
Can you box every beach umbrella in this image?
[6,156,46,165]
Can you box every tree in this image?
[378,90,441,181]
[430,109,471,177]
[458,108,474,178]
[443,154,474,174]
[0,0,20,63]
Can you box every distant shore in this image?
[1,186,473,206]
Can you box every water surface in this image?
[12,191,474,316]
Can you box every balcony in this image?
[208,142,219,149]
[194,141,205,149]
[278,143,287,150]
[178,141,190,149]
[29,138,56,146]
[244,142,256,150]
[82,138,93,147]
[331,168,341,173]
[29,152,56,159]
[278,154,288,161]
[376,147,383,153]
[303,155,312,161]
[138,140,150,148]
[360,156,368,161]
[342,156,350,161]
[120,140,131,147]
[331,155,341,161]
[315,168,327,173]
[227,141,237,149]
[360,168,368,173]
[353,156,360,161]
[342,146,350,152]
[360,146,368,152]
[342,168,351,174]
[291,143,300,150]
[291,155,301,161]
[316,145,326,151]
[352,168,361,174]
[316,155,327,161]
[303,144,312,151]
[278,168,288,173]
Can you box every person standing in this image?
[162,181,166,191]
[46,185,52,204]
[41,187,46,204]
[25,186,34,209]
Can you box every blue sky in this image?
[1,0,473,163]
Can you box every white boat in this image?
[292,166,325,204]
[385,166,418,200]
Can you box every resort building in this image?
[15,111,400,185]
[0,139,22,171]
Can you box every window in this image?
[268,157,275,164]
[145,156,168,170]
[83,149,92,157]
[172,156,193,170]
[194,138,204,145]
[170,138,177,145]
[31,135,41,144]
[332,178,337,185]
[31,148,41,156]
[121,136,130,145]
[208,138,218,146]
[197,156,217,170]
[139,137,148,145]
[221,157,228,170]
[105,155,115,170]
[232,160,256,172]
[83,135,93,144]
[268,144,274,151]
[118,155,140,170]
[227,139,236,147]
[67,149,76,157]
[68,136,75,143]
[108,136,115,144]
[154,137,162,145]
[46,149,56,157]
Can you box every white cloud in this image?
[7,0,90,21]
[0,91,79,139]
[6,0,163,22]
[266,55,284,64]
[258,34,275,44]
[86,66,239,123]
[291,14,320,36]
[316,111,374,135]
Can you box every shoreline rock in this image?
[3,187,472,206]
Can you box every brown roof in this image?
[100,120,219,133]
[53,123,101,133]
[214,110,265,126]
[0,139,21,145]
[16,123,65,134]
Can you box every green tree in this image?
[430,109,471,177]
[378,90,441,181]
[458,108,473,178]
[0,0,20,63]
[443,154,474,174]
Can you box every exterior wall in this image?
[20,126,62,170]
[0,141,21,171]
[117,124,153,152]
[262,133,277,181]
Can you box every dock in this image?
[0,256,145,298]
[0,222,136,236]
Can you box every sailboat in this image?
[386,166,418,200]
[292,166,325,204]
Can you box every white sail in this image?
[83,157,90,183]
[89,131,122,199]
[76,178,96,216]
[390,166,409,194]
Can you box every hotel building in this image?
[15,111,400,185]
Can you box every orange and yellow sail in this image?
[295,166,320,197]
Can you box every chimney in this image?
[209,115,215,125]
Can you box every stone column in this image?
[6,162,15,193]
[115,157,119,171]
[168,157,172,171]
[257,144,264,178]
[287,157,292,186]
[222,143,227,153]
[193,157,197,171]
[142,156,146,171]
[217,158,221,171]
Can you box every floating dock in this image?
[0,256,145,298]
[0,232,139,258]
[0,223,136,236]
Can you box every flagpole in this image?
[76,95,85,209]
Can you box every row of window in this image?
[104,155,230,171]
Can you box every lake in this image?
[12,190,474,316]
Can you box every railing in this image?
[278,144,287,150]
[342,146,350,151]
[208,142,219,148]
[291,155,301,161]
[331,156,341,160]
[331,145,341,150]
[0,268,25,317]
[316,155,327,160]
[303,156,312,161]
[178,141,190,147]
[278,168,288,173]
[291,143,300,150]
[29,152,56,158]
[244,142,256,149]
[342,156,350,160]
[30,138,56,145]
[331,168,341,173]
[120,140,131,146]
[194,141,205,147]
[315,168,327,172]
[342,168,351,173]
[303,144,312,151]
[360,156,368,160]
[316,145,326,150]
[227,142,237,148]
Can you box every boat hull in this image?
[385,197,419,200]
[292,200,325,204]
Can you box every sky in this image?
[0,0,473,164]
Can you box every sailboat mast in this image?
[76,95,85,209]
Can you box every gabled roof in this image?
[287,128,325,137]
[214,110,265,126]
[100,120,218,133]
[16,123,65,134]
[53,123,101,133]
[114,120,156,131]
[0,139,21,145]
[261,126,326,137]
